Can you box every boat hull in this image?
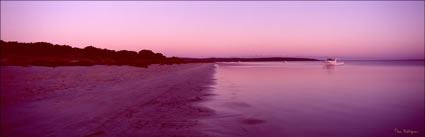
[325,61,344,66]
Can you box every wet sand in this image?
[1,64,215,137]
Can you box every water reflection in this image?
[323,64,336,74]
[202,61,424,137]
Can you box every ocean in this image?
[201,61,424,137]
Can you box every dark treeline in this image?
[0,40,184,67]
[0,40,319,67]
[181,57,319,62]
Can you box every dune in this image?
[0,63,215,137]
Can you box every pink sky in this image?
[1,1,424,59]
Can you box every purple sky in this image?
[1,1,424,59]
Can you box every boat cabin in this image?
[326,58,336,61]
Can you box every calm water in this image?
[201,61,424,137]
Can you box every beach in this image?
[1,63,215,137]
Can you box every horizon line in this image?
[1,40,423,61]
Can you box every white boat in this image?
[325,58,344,65]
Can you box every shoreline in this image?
[1,63,216,137]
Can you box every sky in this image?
[1,1,424,59]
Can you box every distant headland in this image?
[181,57,319,62]
[0,40,319,67]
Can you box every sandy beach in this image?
[1,63,215,137]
